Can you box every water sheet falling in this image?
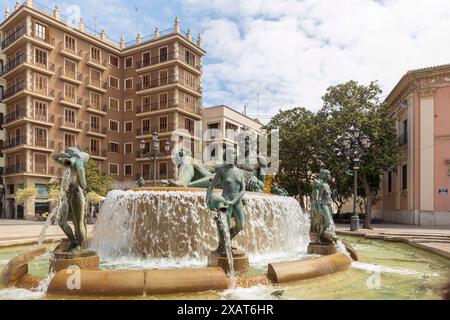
[90,190,310,260]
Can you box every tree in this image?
[15,188,38,205]
[264,107,321,208]
[320,80,401,228]
[84,159,114,196]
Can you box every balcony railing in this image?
[88,126,107,135]
[3,81,26,99]
[86,103,107,113]
[4,108,26,123]
[59,66,84,82]
[1,25,26,49]
[4,163,26,174]
[59,92,83,105]
[179,77,202,94]
[399,133,408,146]
[179,101,202,115]
[135,124,175,136]
[31,30,55,47]
[58,117,83,130]
[86,54,107,68]
[2,136,26,149]
[2,54,26,74]
[4,108,55,124]
[87,78,108,90]
[34,139,55,149]
[59,41,83,58]
[32,86,55,98]
[136,99,176,113]
[90,149,107,157]
[136,76,176,91]
[135,52,176,69]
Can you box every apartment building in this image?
[202,105,262,162]
[380,64,450,226]
[0,50,5,216]
[0,1,204,219]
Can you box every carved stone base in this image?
[50,249,99,273]
[207,249,249,274]
[307,242,337,256]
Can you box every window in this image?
[64,59,77,78]
[159,162,167,177]
[34,22,47,40]
[64,34,76,52]
[159,69,168,85]
[109,163,119,175]
[34,127,47,147]
[159,47,168,62]
[402,164,407,190]
[124,143,133,154]
[124,164,132,175]
[124,121,133,133]
[142,119,151,134]
[90,69,101,86]
[125,56,133,69]
[125,78,133,90]
[34,153,47,174]
[185,49,195,66]
[142,96,151,111]
[91,46,101,62]
[124,99,133,111]
[34,74,48,95]
[159,116,168,131]
[90,116,100,130]
[64,83,76,102]
[91,92,101,108]
[64,133,75,148]
[109,76,119,89]
[185,117,194,134]
[64,108,76,124]
[109,120,119,132]
[109,98,119,110]
[142,74,151,89]
[388,171,392,194]
[90,139,99,153]
[109,54,119,68]
[159,93,168,109]
[142,52,151,66]
[184,71,196,89]
[109,142,119,153]
[124,164,133,175]
[34,100,47,121]
[159,139,168,152]
[34,48,47,68]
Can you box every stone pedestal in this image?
[50,249,99,273]
[207,249,249,274]
[307,242,337,256]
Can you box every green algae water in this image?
[0,236,449,300]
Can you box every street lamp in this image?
[139,133,170,187]
[338,123,371,231]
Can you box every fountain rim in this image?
[128,186,277,196]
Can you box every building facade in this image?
[0,1,204,219]
[0,50,5,216]
[381,64,450,226]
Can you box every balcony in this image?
[136,99,176,115]
[2,54,55,77]
[135,124,174,138]
[2,136,26,150]
[59,93,83,109]
[85,103,107,116]
[135,76,202,97]
[136,76,176,93]
[3,81,26,101]
[178,101,202,117]
[29,31,55,51]
[86,125,107,138]
[58,67,84,85]
[31,139,55,152]
[90,149,107,160]
[58,41,83,61]
[58,117,83,133]
[4,163,26,175]
[1,54,26,76]
[1,25,26,50]
[399,133,408,146]
[86,78,108,93]
[3,108,55,128]
[86,54,108,71]
[135,51,202,75]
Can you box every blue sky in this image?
[3,0,450,123]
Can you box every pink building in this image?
[381,65,450,226]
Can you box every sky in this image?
[3,0,450,123]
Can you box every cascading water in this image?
[90,190,310,262]
[37,167,71,246]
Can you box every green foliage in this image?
[15,188,38,204]
[86,191,103,205]
[85,159,114,196]
[47,179,61,201]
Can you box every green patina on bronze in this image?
[206,148,246,255]
[310,169,338,244]
[51,147,90,251]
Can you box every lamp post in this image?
[337,123,371,231]
[139,132,170,187]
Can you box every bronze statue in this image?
[310,169,337,244]
[52,147,90,251]
[206,147,246,254]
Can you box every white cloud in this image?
[182,0,450,121]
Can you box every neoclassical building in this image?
[381,64,450,226]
